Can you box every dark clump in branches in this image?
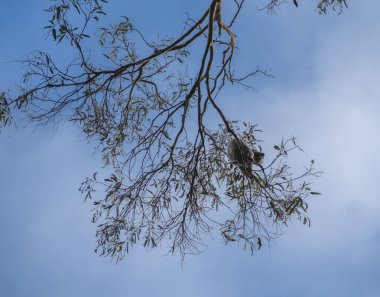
[1,0,341,261]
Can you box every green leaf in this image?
[163,131,172,140]
[52,28,57,40]
[257,237,262,249]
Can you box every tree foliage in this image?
[0,0,343,260]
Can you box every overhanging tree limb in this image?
[0,0,337,260]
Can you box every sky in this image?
[1,1,380,296]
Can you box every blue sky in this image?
[1,1,380,296]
